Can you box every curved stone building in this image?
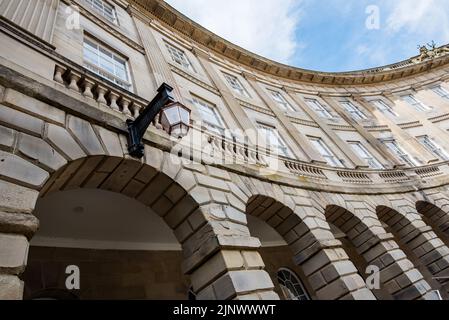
[1,0,449,300]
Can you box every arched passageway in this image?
[246,195,375,300]
[325,204,435,300]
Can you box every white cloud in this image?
[164,0,303,64]
[385,0,449,40]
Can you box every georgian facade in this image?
[1,0,449,300]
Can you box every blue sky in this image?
[164,0,449,72]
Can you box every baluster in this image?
[109,91,120,112]
[96,85,108,105]
[130,103,142,119]
[121,97,132,117]
[54,65,66,84]
[82,78,95,99]
[67,71,81,91]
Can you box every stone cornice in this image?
[129,0,449,86]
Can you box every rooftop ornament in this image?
[126,83,191,158]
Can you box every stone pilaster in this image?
[0,0,60,43]
[131,13,184,102]
[181,205,279,300]
[320,95,403,168]
[0,180,40,299]
[383,92,449,158]
[285,89,370,168]
[192,49,259,145]
[242,74,324,163]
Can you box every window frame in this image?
[349,141,384,169]
[308,136,344,168]
[340,100,368,120]
[432,85,449,100]
[418,135,449,161]
[277,268,310,301]
[257,123,291,157]
[401,94,432,112]
[165,42,195,73]
[223,73,250,98]
[372,99,398,117]
[83,34,133,92]
[83,36,133,91]
[84,0,118,25]
[268,89,295,112]
[191,95,227,135]
[305,98,334,119]
[382,139,418,167]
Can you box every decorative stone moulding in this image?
[53,64,145,119]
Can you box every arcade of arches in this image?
[1,0,449,301]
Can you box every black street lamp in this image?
[126,83,191,158]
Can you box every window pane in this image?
[193,97,225,134]
[83,38,131,90]
[309,137,343,167]
[305,99,333,118]
[350,142,383,169]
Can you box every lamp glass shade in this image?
[160,102,191,138]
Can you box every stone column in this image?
[192,49,259,145]
[180,205,279,300]
[243,74,326,163]
[0,180,40,300]
[320,95,403,167]
[285,88,370,168]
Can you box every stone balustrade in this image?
[53,64,147,119]
[51,62,449,189]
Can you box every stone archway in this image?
[324,201,435,300]
[231,175,374,300]
[0,114,277,300]
[416,201,449,242]
[377,204,449,297]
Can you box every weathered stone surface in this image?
[46,124,86,160]
[3,89,65,124]
[0,180,38,213]
[0,212,39,239]
[0,125,15,150]
[67,115,104,155]
[94,126,124,157]
[0,150,49,188]
[18,133,67,171]
[213,270,274,300]
[0,104,44,136]
[0,275,23,300]
[0,233,29,274]
[144,145,164,170]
